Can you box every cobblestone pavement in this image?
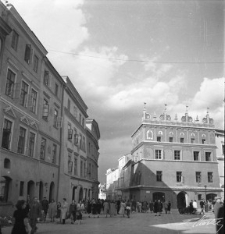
[2,210,218,234]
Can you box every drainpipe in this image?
[56,82,65,202]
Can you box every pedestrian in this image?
[103,199,110,218]
[125,200,131,218]
[56,202,61,222]
[96,199,102,217]
[41,197,49,222]
[116,200,121,214]
[119,200,126,217]
[61,198,68,224]
[48,199,57,222]
[189,200,194,214]
[76,201,83,224]
[199,199,205,215]
[214,200,224,234]
[168,201,171,214]
[11,200,31,234]
[164,201,169,214]
[91,199,97,218]
[149,200,154,213]
[69,200,77,224]
[29,197,42,234]
[154,200,159,216]
[158,200,163,216]
[193,200,197,214]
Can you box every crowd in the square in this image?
[7,196,224,234]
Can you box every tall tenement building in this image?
[0,1,100,216]
[118,105,222,209]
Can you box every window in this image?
[28,132,35,157]
[1,119,13,150]
[205,152,211,161]
[53,109,58,127]
[55,83,58,97]
[68,153,73,174]
[157,136,161,142]
[222,145,224,155]
[24,44,31,64]
[174,150,181,160]
[156,171,162,182]
[44,70,49,86]
[4,159,10,169]
[82,136,85,150]
[17,127,26,154]
[198,194,202,200]
[19,181,24,196]
[79,134,82,148]
[191,138,195,143]
[80,160,83,177]
[169,137,173,142]
[30,89,37,113]
[196,172,201,183]
[74,157,77,175]
[83,162,86,178]
[194,151,199,161]
[20,81,29,107]
[74,107,78,118]
[11,30,19,51]
[208,172,213,183]
[180,138,184,143]
[40,138,46,160]
[202,139,206,144]
[52,144,57,164]
[0,177,11,202]
[155,150,162,159]
[176,172,182,182]
[33,55,39,72]
[5,69,16,98]
[67,99,71,111]
[42,99,49,120]
[68,124,73,140]
[74,130,78,145]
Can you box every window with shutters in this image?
[24,44,31,64]
[33,55,39,73]
[5,69,16,98]
[17,127,26,154]
[28,132,35,157]
[11,30,19,51]
[42,99,49,120]
[40,138,46,160]
[20,81,29,107]
[1,119,13,150]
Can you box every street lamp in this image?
[204,185,207,200]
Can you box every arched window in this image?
[146,130,153,140]
[4,158,10,169]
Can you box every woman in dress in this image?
[61,198,68,224]
[11,200,31,234]
[119,200,126,217]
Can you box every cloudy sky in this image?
[8,0,224,183]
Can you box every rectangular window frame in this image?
[193,151,199,161]
[174,150,181,160]
[52,144,57,164]
[40,138,46,160]
[5,68,16,98]
[205,152,211,161]
[24,44,31,64]
[156,171,162,182]
[20,80,29,107]
[11,30,19,51]
[33,54,39,73]
[196,172,201,183]
[155,149,162,160]
[17,126,27,154]
[28,131,36,157]
[1,118,13,150]
[176,171,182,182]
[208,172,213,183]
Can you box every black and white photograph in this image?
[0,0,224,233]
